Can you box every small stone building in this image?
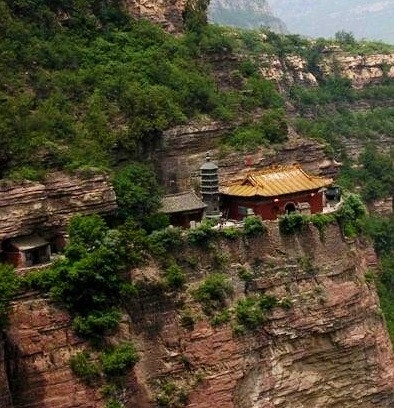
[221,165,333,221]
[160,191,207,228]
[3,235,51,269]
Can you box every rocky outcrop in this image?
[0,172,117,243]
[128,223,394,407]
[4,223,394,407]
[256,51,394,88]
[156,122,339,192]
[123,0,186,32]
[321,53,394,88]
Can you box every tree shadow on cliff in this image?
[5,336,46,407]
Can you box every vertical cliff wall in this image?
[3,223,394,407]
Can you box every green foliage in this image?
[184,0,210,35]
[113,164,162,222]
[210,309,231,327]
[235,296,266,330]
[242,78,283,110]
[290,77,354,107]
[187,221,217,247]
[0,2,238,175]
[237,266,253,282]
[309,213,336,239]
[337,147,393,203]
[194,274,233,311]
[335,31,356,45]
[235,294,277,331]
[243,216,266,237]
[164,264,186,290]
[226,109,288,150]
[337,194,366,237]
[105,399,123,408]
[220,227,242,240]
[149,227,184,257]
[117,219,150,267]
[27,215,134,340]
[68,214,108,253]
[279,213,307,235]
[361,216,394,255]
[101,343,139,377]
[156,381,188,408]
[69,351,100,385]
[72,310,122,340]
[0,264,20,329]
[295,107,394,153]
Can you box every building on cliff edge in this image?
[220,164,333,221]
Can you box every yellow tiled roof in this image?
[220,165,333,197]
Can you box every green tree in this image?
[0,264,19,329]
[113,163,162,222]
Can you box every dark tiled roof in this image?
[161,192,207,214]
[10,235,49,251]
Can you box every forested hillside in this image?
[1,1,394,407]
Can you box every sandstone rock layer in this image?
[0,172,117,243]
[3,224,394,407]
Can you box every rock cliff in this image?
[0,172,116,244]
[123,0,186,32]
[257,51,394,88]
[156,121,339,193]
[209,0,287,32]
[3,223,394,407]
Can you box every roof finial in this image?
[206,151,211,162]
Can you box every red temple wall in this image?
[223,190,324,221]
[4,251,24,268]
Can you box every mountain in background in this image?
[270,0,394,43]
[208,0,288,33]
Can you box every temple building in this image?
[160,191,207,228]
[3,235,51,269]
[220,165,333,221]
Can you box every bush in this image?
[164,264,186,290]
[220,227,242,240]
[101,343,139,377]
[309,213,336,239]
[210,309,231,327]
[243,216,266,237]
[235,297,265,330]
[337,194,366,237]
[0,264,20,329]
[259,294,278,311]
[69,351,100,385]
[194,274,233,311]
[149,227,183,256]
[279,213,307,235]
[187,221,217,247]
[235,294,278,331]
[73,310,122,340]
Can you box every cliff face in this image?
[0,172,116,244]
[256,51,394,88]
[3,223,394,407]
[156,122,339,192]
[209,0,287,32]
[123,0,186,32]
